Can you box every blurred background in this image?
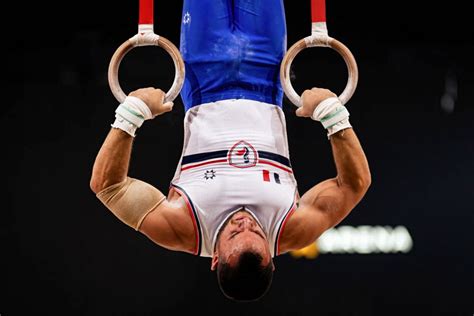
[3,0,473,315]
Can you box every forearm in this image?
[90,127,168,231]
[329,128,371,193]
[90,128,134,193]
[89,88,173,194]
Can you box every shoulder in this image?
[277,178,359,254]
[277,201,331,254]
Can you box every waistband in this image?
[181,149,293,173]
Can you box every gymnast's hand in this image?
[295,88,337,118]
[129,87,174,117]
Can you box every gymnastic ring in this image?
[108,32,185,104]
[280,34,358,107]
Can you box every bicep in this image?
[138,200,186,252]
[289,178,363,248]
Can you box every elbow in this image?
[89,171,110,195]
[89,174,103,195]
[90,172,126,195]
[354,172,372,196]
[361,175,372,194]
[340,172,371,197]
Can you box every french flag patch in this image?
[262,170,281,184]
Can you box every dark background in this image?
[3,0,473,315]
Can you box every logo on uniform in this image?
[183,12,191,25]
[228,141,258,168]
[262,169,281,184]
[204,170,216,180]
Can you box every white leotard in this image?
[170,99,299,257]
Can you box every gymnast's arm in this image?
[89,88,193,253]
[279,89,371,252]
[90,88,171,196]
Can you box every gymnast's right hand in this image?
[129,87,174,117]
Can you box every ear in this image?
[211,254,219,271]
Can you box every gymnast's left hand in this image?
[295,88,336,118]
[129,87,174,117]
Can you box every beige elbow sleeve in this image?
[96,177,166,231]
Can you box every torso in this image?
[162,185,305,256]
[168,99,300,257]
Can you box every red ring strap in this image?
[311,0,326,23]
[139,0,154,25]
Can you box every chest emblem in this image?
[228,140,258,168]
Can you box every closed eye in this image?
[229,231,240,240]
[253,230,266,240]
[229,230,265,240]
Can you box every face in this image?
[211,210,273,271]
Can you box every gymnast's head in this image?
[211,209,274,302]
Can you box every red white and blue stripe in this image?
[180,150,293,174]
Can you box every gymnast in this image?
[90,0,371,302]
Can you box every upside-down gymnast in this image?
[90,0,371,302]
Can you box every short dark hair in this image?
[217,250,273,302]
